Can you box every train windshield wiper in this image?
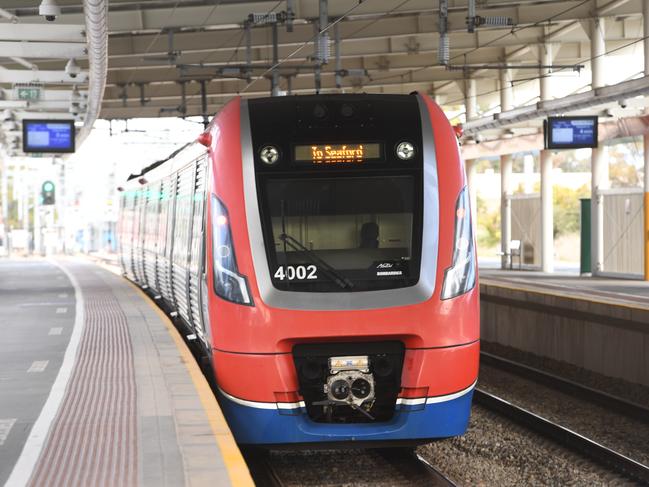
[278,233,354,290]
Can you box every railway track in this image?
[373,447,457,486]
[480,351,649,422]
[242,446,455,486]
[473,388,649,484]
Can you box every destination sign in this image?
[294,143,381,164]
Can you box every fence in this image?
[510,193,542,268]
[600,188,644,277]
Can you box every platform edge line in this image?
[5,260,86,487]
[480,278,649,311]
[126,280,254,487]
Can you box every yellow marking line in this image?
[130,282,254,487]
[480,278,649,311]
[88,257,254,486]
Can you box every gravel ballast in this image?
[478,364,649,466]
[419,406,624,486]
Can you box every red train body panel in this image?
[119,93,479,446]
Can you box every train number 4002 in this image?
[274,265,318,281]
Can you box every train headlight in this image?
[441,186,476,300]
[351,378,371,399]
[259,145,280,165]
[211,195,253,305]
[396,141,415,160]
[330,379,350,400]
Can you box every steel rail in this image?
[474,389,649,484]
[480,351,649,423]
[240,447,284,487]
[373,447,457,486]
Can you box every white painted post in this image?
[33,178,41,256]
[539,43,554,272]
[0,155,8,256]
[499,64,514,269]
[590,17,606,274]
[500,155,512,269]
[465,77,478,225]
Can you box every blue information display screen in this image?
[546,116,598,149]
[23,119,75,153]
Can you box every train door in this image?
[188,156,208,344]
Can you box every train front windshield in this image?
[262,175,421,292]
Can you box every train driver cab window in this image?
[261,176,421,292]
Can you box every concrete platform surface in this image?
[0,258,252,487]
[480,269,649,310]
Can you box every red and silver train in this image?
[118,93,479,446]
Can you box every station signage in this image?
[545,116,598,150]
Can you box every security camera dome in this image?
[65,58,81,78]
[39,0,61,21]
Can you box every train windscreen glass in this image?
[262,176,420,292]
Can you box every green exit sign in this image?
[16,86,41,101]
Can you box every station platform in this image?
[480,269,649,309]
[479,269,649,387]
[0,258,253,487]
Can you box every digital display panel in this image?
[545,116,598,149]
[294,143,382,164]
[23,119,75,153]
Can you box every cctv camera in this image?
[65,58,81,78]
[39,0,61,21]
[618,99,628,109]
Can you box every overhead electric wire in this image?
[179,1,284,118]
[123,0,227,109]
[368,0,594,87]
[447,0,592,64]
[240,0,368,94]
[441,34,649,109]
[122,0,182,86]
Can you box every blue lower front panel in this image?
[218,391,474,445]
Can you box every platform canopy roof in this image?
[1,0,648,150]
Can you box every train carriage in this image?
[118,92,479,447]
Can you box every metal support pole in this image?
[286,0,295,32]
[500,154,512,269]
[591,147,607,273]
[539,43,553,102]
[590,18,606,90]
[33,178,41,256]
[590,17,606,274]
[334,22,342,89]
[464,76,478,225]
[540,150,553,272]
[57,160,66,254]
[244,22,252,83]
[1,155,9,257]
[314,65,322,94]
[179,81,187,116]
[464,77,477,121]
[271,22,279,96]
[539,42,554,272]
[644,0,649,280]
[499,66,513,111]
[466,159,477,228]
[318,0,329,65]
[438,0,449,65]
[499,61,513,270]
[22,165,28,231]
[200,80,208,127]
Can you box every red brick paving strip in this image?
[28,265,137,487]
